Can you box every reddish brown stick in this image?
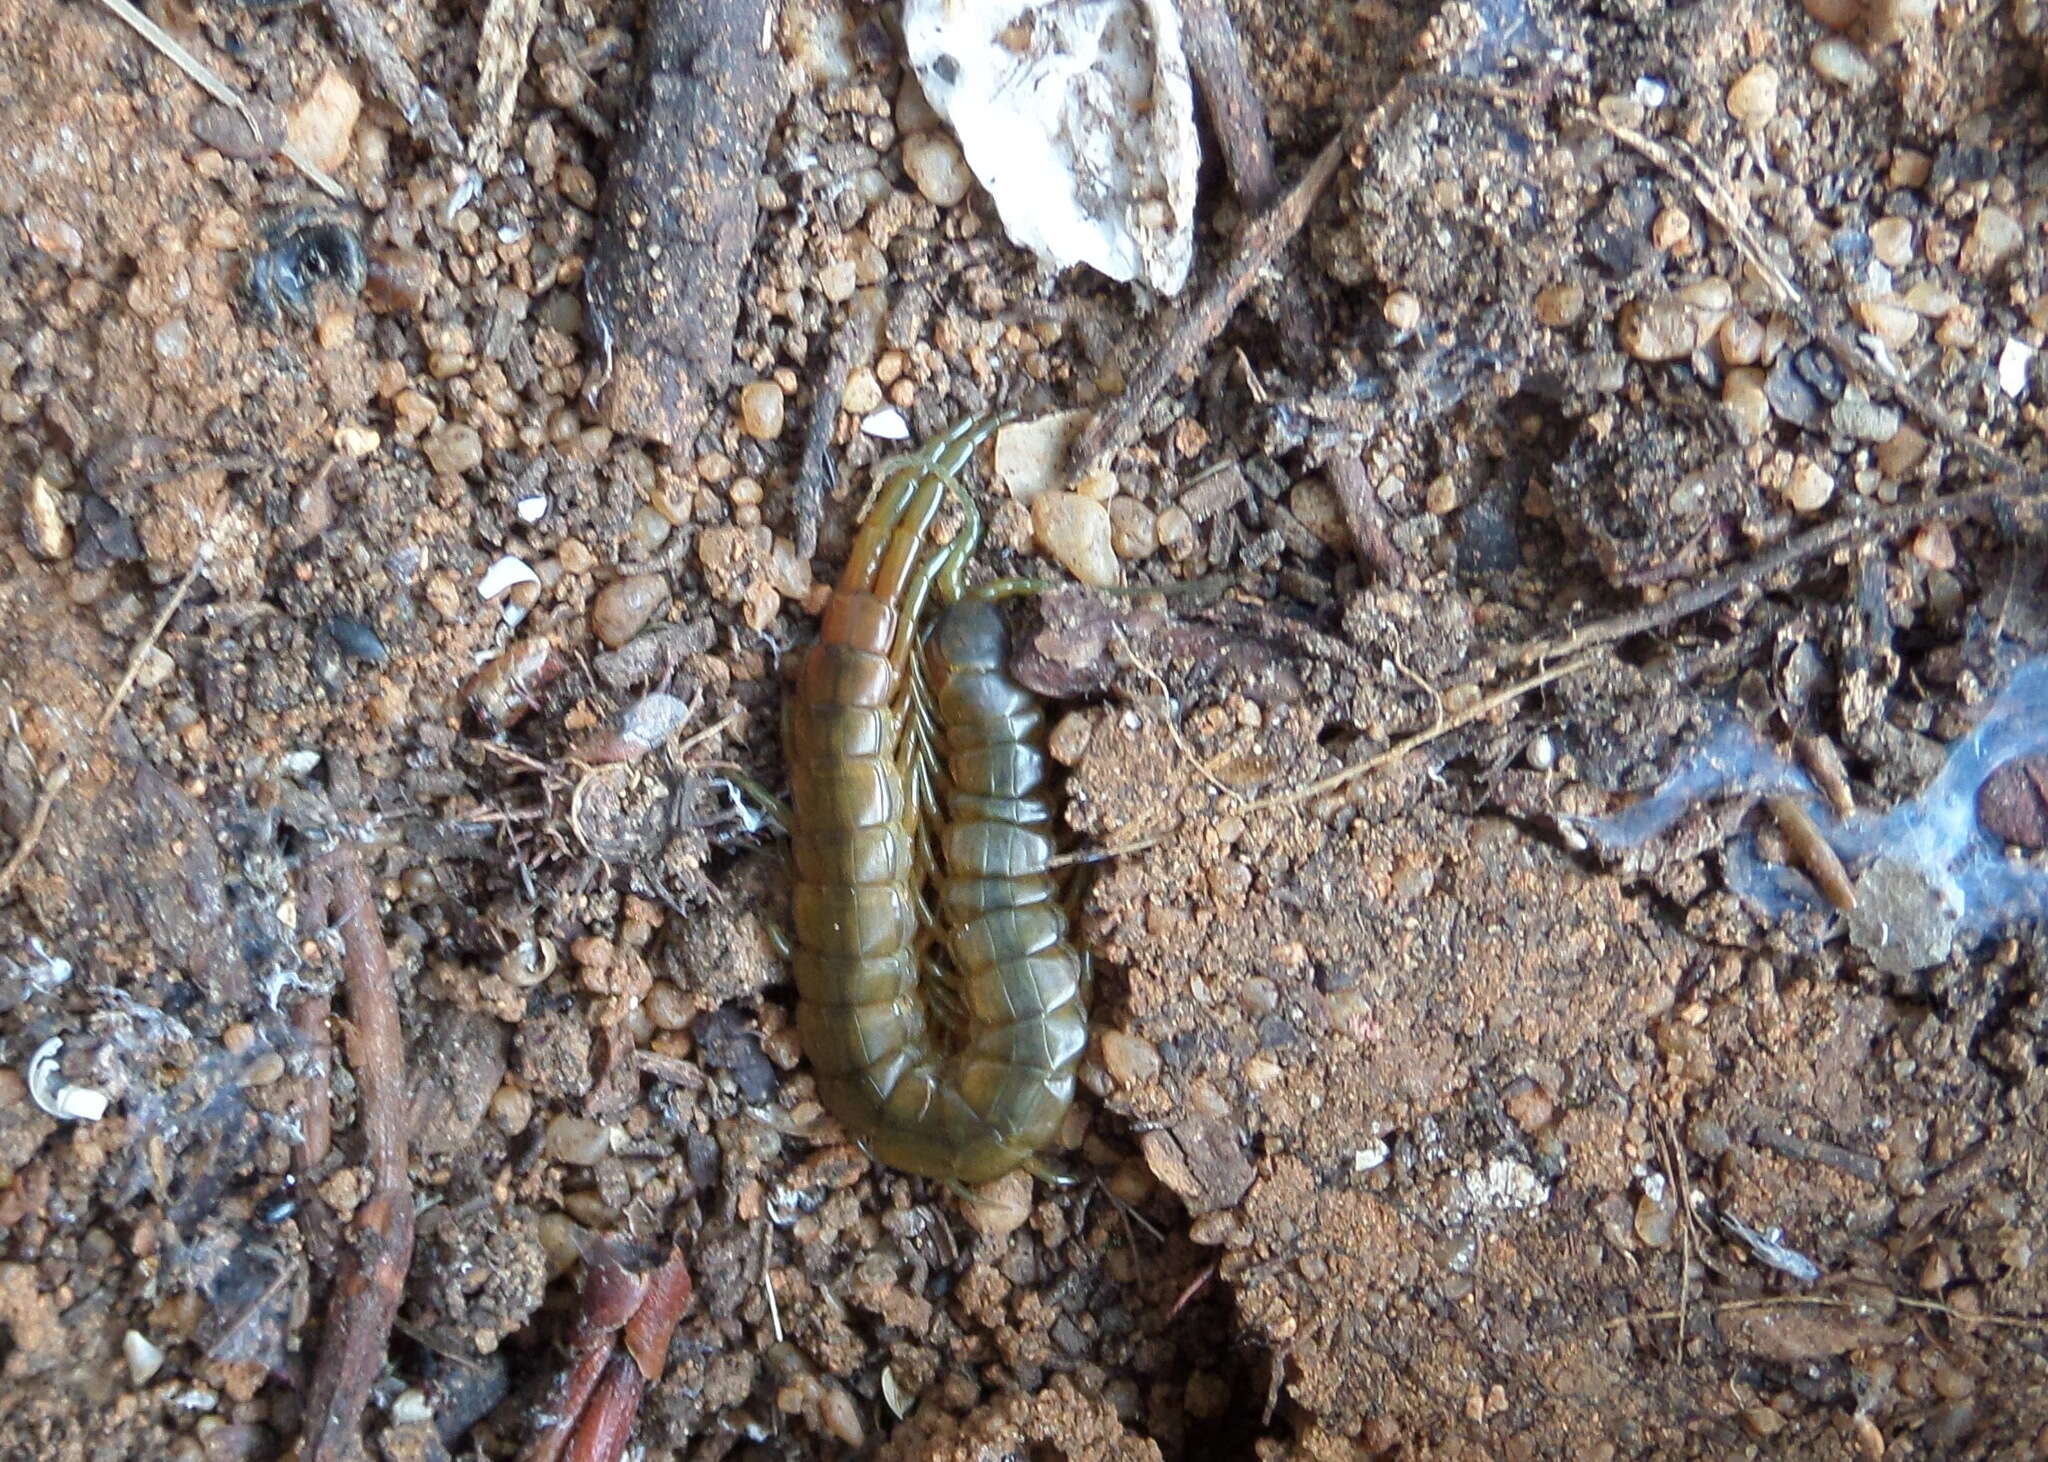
[300,847,415,1462]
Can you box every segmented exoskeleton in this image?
[786,416,1086,1184]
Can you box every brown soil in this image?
[4,0,2048,1457]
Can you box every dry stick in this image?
[0,557,205,896]
[1499,473,2048,671]
[1324,449,1406,583]
[1068,115,1358,478]
[300,846,415,1462]
[1069,650,1600,864]
[1178,0,1277,209]
[93,0,345,200]
[792,289,885,560]
[320,0,465,162]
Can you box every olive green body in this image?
[786,420,1084,1184]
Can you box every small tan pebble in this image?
[646,981,693,1030]
[1910,522,1957,570]
[1785,457,1836,512]
[1870,217,1914,267]
[1424,476,1459,515]
[422,423,483,476]
[738,381,785,440]
[22,207,84,269]
[489,1081,534,1133]
[895,74,940,133]
[1107,496,1156,559]
[1287,477,1350,551]
[816,258,858,303]
[1382,289,1422,331]
[1154,503,1192,548]
[592,573,669,648]
[287,67,361,173]
[963,1171,1033,1240]
[334,424,380,457]
[1532,281,1584,328]
[1650,207,1692,252]
[1098,1029,1162,1086]
[994,410,1089,504]
[1726,64,1780,125]
[392,389,439,438]
[244,1051,287,1086]
[627,505,672,555]
[902,131,972,207]
[1722,368,1771,439]
[1876,423,1930,477]
[841,367,883,415]
[1867,0,1933,40]
[1074,465,1118,502]
[1961,205,2023,276]
[1853,292,1920,349]
[544,1114,611,1165]
[223,1021,257,1055]
[1831,387,1901,443]
[1809,36,1877,90]
[1889,148,1932,188]
[1031,491,1120,588]
[1742,1406,1787,1439]
[558,538,597,575]
[1047,711,1093,766]
[1717,311,1764,366]
[1618,296,1706,361]
[818,1383,864,1447]
[23,468,70,560]
[1902,279,1957,316]
[1501,1078,1555,1132]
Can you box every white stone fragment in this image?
[478,554,540,599]
[515,493,550,524]
[1998,337,2035,398]
[903,0,1199,294]
[860,407,910,441]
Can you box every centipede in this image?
[784,415,1087,1184]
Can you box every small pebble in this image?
[422,423,484,477]
[1726,64,1781,125]
[1107,496,1157,559]
[841,367,883,415]
[1876,423,1930,477]
[1853,293,1920,350]
[1532,282,1584,328]
[22,469,70,560]
[544,1114,611,1165]
[994,410,1088,504]
[592,574,669,648]
[1618,295,1706,361]
[1717,312,1764,366]
[739,381,785,439]
[124,1330,166,1388]
[325,613,389,664]
[1867,0,1933,40]
[1098,1030,1162,1086]
[1722,368,1771,439]
[1785,457,1836,512]
[1978,756,2048,850]
[1031,491,1120,588]
[1803,0,1863,24]
[963,1171,1033,1240]
[1809,37,1877,90]
[1382,290,1422,332]
[286,67,361,173]
[902,132,972,207]
[1961,205,2023,276]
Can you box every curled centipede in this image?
[784,416,1086,1184]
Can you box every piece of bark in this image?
[471,0,546,175]
[584,0,786,446]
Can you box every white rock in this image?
[903,0,1200,294]
[1998,337,2035,397]
[515,493,550,524]
[478,554,540,599]
[860,407,911,441]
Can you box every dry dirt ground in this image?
[4,0,2048,1456]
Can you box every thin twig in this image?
[1500,474,2048,670]
[299,845,415,1462]
[93,0,346,200]
[1068,118,1357,478]
[1324,450,1406,583]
